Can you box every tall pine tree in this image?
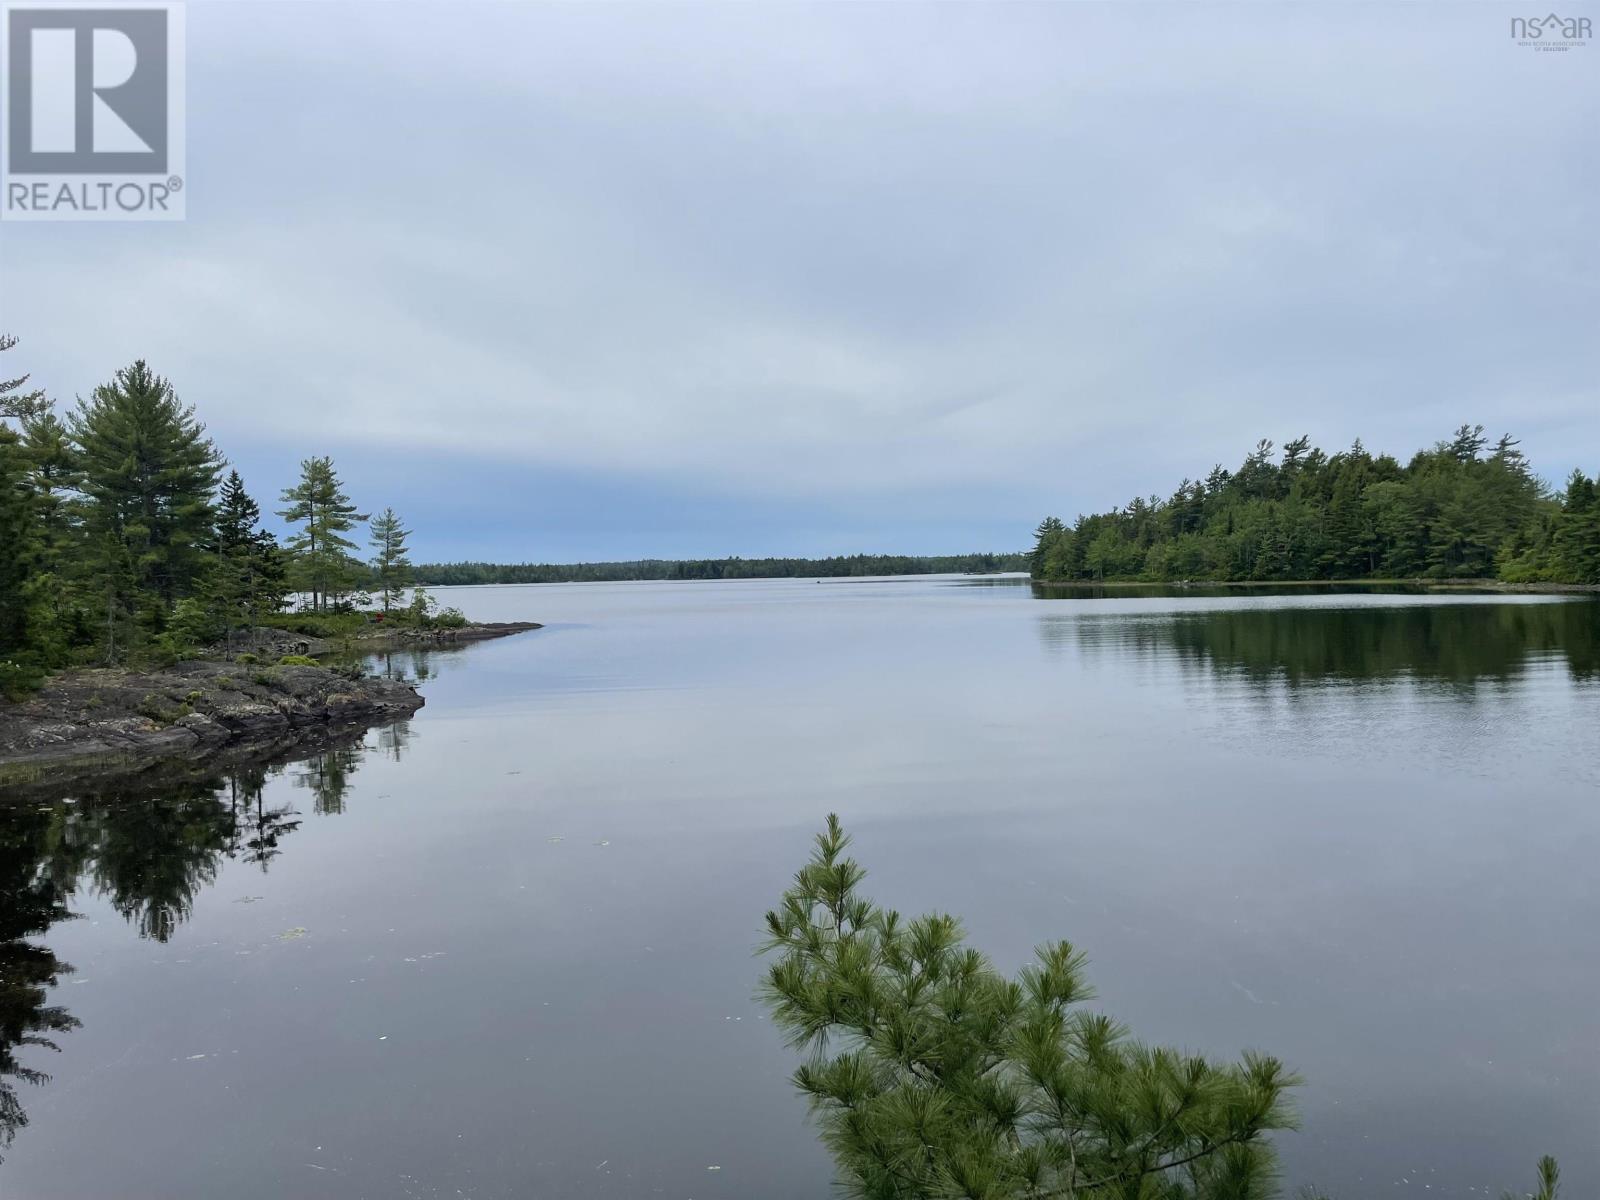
[69,362,221,656]
[0,334,47,424]
[368,507,413,613]
[277,456,366,612]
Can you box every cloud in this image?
[0,1,1594,555]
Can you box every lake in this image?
[2,577,1597,1199]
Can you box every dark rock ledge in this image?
[0,660,426,796]
[1,622,543,797]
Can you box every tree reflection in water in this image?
[1035,594,1600,689]
[0,718,413,1159]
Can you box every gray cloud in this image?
[0,1,1594,551]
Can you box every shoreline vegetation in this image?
[0,334,547,791]
[1028,576,1600,593]
[0,335,476,701]
[400,552,1028,586]
[1030,428,1600,588]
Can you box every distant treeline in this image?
[1032,426,1600,584]
[405,552,1028,586]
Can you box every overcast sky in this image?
[1,1,1595,561]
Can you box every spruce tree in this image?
[69,362,221,653]
[369,507,413,612]
[277,457,366,612]
[210,471,289,648]
[215,470,260,551]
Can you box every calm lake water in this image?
[3,577,1597,1199]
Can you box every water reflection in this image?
[1037,597,1600,687]
[294,746,364,815]
[0,802,80,1162]
[0,718,414,1158]
[368,649,438,685]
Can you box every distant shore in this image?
[1027,577,1600,594]
[0,622,540,796]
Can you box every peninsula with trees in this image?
[0,335,536,788]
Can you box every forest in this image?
[1030,429,1600,584]
[407,552,1026,586]
[0,335,430,696]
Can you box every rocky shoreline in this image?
[0,623,540,796]
[232,620,543,659]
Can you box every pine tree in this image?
[0,334,47,425]
[0,428,39,680]
[1551,470,1600,585]
[763,819,1561,1200]
[1029,516,1063,579]
[277,457,366,612]
[369,507,413,612]
[762,817,1299,1199]
[69,362,221,654]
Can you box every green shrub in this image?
[135,694,183,725]
[0,658,46,700]
[261,611,364,640]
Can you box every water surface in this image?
[2,578,1597,1198]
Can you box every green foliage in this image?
[369,506,414,612]
[764,819,1563,1200]
[1502,1157,1560,1200]
[70,361,222,649]
[207,470,289,646]
[401,552,1029,586]
[258,611,363,640]
[0,658,45,700]
[0,337,415,689]
[278,456,367,612]
[0,426,39,665]
[762,817,1299,1199]
[0,333,47,422]
[432,606,468,629]
[134,694,188,725]
[405,586,436,624]
[155,596,221,664]
[1032,429,1597,586]
[276,654,318,667]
